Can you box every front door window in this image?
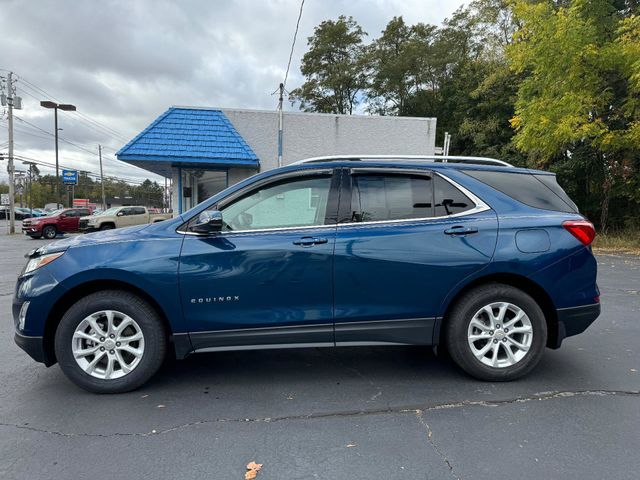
[220,176,332,231]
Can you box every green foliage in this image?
[293,0,640,230]
[507,0,640,229]
[289,16,368,114]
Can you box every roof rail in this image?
[292,155,513,168]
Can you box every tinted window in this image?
[131,207,146,215]
[464,170,577,213]
[351,174,432,222]
[434,176,474,216]
[219,175,332,231]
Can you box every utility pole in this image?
[6,72,16,234]
[277,82,284,167]
[98,144,106,210]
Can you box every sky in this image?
[0,0,465,185]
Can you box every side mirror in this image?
[59,213,67,218]
[116,211,124,217]
[191,210,223,234]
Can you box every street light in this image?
[40,100,76,207]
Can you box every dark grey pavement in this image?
[0,233,638,479]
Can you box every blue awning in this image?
[116,107,259,176]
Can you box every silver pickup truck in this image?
[79,206,171,232]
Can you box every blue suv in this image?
[12,156,600,392]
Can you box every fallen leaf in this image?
[630,369,637,373]
[245,461,263,479]
[157,404,165,409]
[346,443,356,448]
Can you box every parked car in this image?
[78,206,171,232]
[12,155,600,393]
[21,208,92,239]
[17,208,45,217]
[0,206,32,220]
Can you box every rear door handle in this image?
[444,226,478,236]
[293,236,328,246]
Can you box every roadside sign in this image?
[62,170,78,185]
[0,193,8,205]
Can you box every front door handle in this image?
[293,236,328,246]
[444,226,479,236]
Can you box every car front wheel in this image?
[445,283,547,381]
[54,290,167,393]
[42,225,57,239]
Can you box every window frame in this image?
[179,168,341,236]
[338,168,488,226]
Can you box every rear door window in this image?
[464,170,577,213]
[350,173,433,222]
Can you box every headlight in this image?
[24,252,65,274]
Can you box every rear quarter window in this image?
[464,170,578,213]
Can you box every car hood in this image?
[34,223,152,256]
[27,214,58,221]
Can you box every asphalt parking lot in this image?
[0,231,638,480]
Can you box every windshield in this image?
[97,207,120,216]
[46,209,65,216]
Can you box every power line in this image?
[14,75,129,142]
[283,0,305,88]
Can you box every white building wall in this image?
[222,109,437,173]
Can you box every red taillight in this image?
[562,220,596,246]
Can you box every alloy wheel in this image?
[467,302,533,368]
[71,310,145,380]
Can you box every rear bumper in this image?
[14,331,52,365]
[553,302,601,348]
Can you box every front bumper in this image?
[14,331,52,365]
[553,302,601,348]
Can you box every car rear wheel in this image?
[445,283,547,381]
[42,225,57,239]
[99,223,114,230]
[54,290,167,393]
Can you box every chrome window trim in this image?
[178,169,491,236]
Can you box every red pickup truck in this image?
[22,208,92,239]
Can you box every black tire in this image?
[445,283,547,381]
[54,290,167,393]
[99,223,115,231]
[42,225,57,239]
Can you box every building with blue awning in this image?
[117,106,437,214]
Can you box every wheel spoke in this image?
[104,355,115,379]
[85,351,106,373]
[105,311,116,335]
[474,341,494,359]
[496,303,509,324]
[120,345,143,358]
[73,331,100,343]
[503,310,524,329]
[114,317,135,337]
[470,319,489,332]
[491,343,500,367]
[482,306,496,327]
[87,317,106,337]
[503,344,517,363]
[114,350,131,374]
[119,332,143,343]
[74,345,100,358]
[508,326,532,335]
[469,333,491,342]
[507,337,529,352]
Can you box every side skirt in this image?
[179,317,438,358]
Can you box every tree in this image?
[290,16,368,114]
[508,0,640,230]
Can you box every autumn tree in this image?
[508,0,640,230]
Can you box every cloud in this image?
[0,0,465,183]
